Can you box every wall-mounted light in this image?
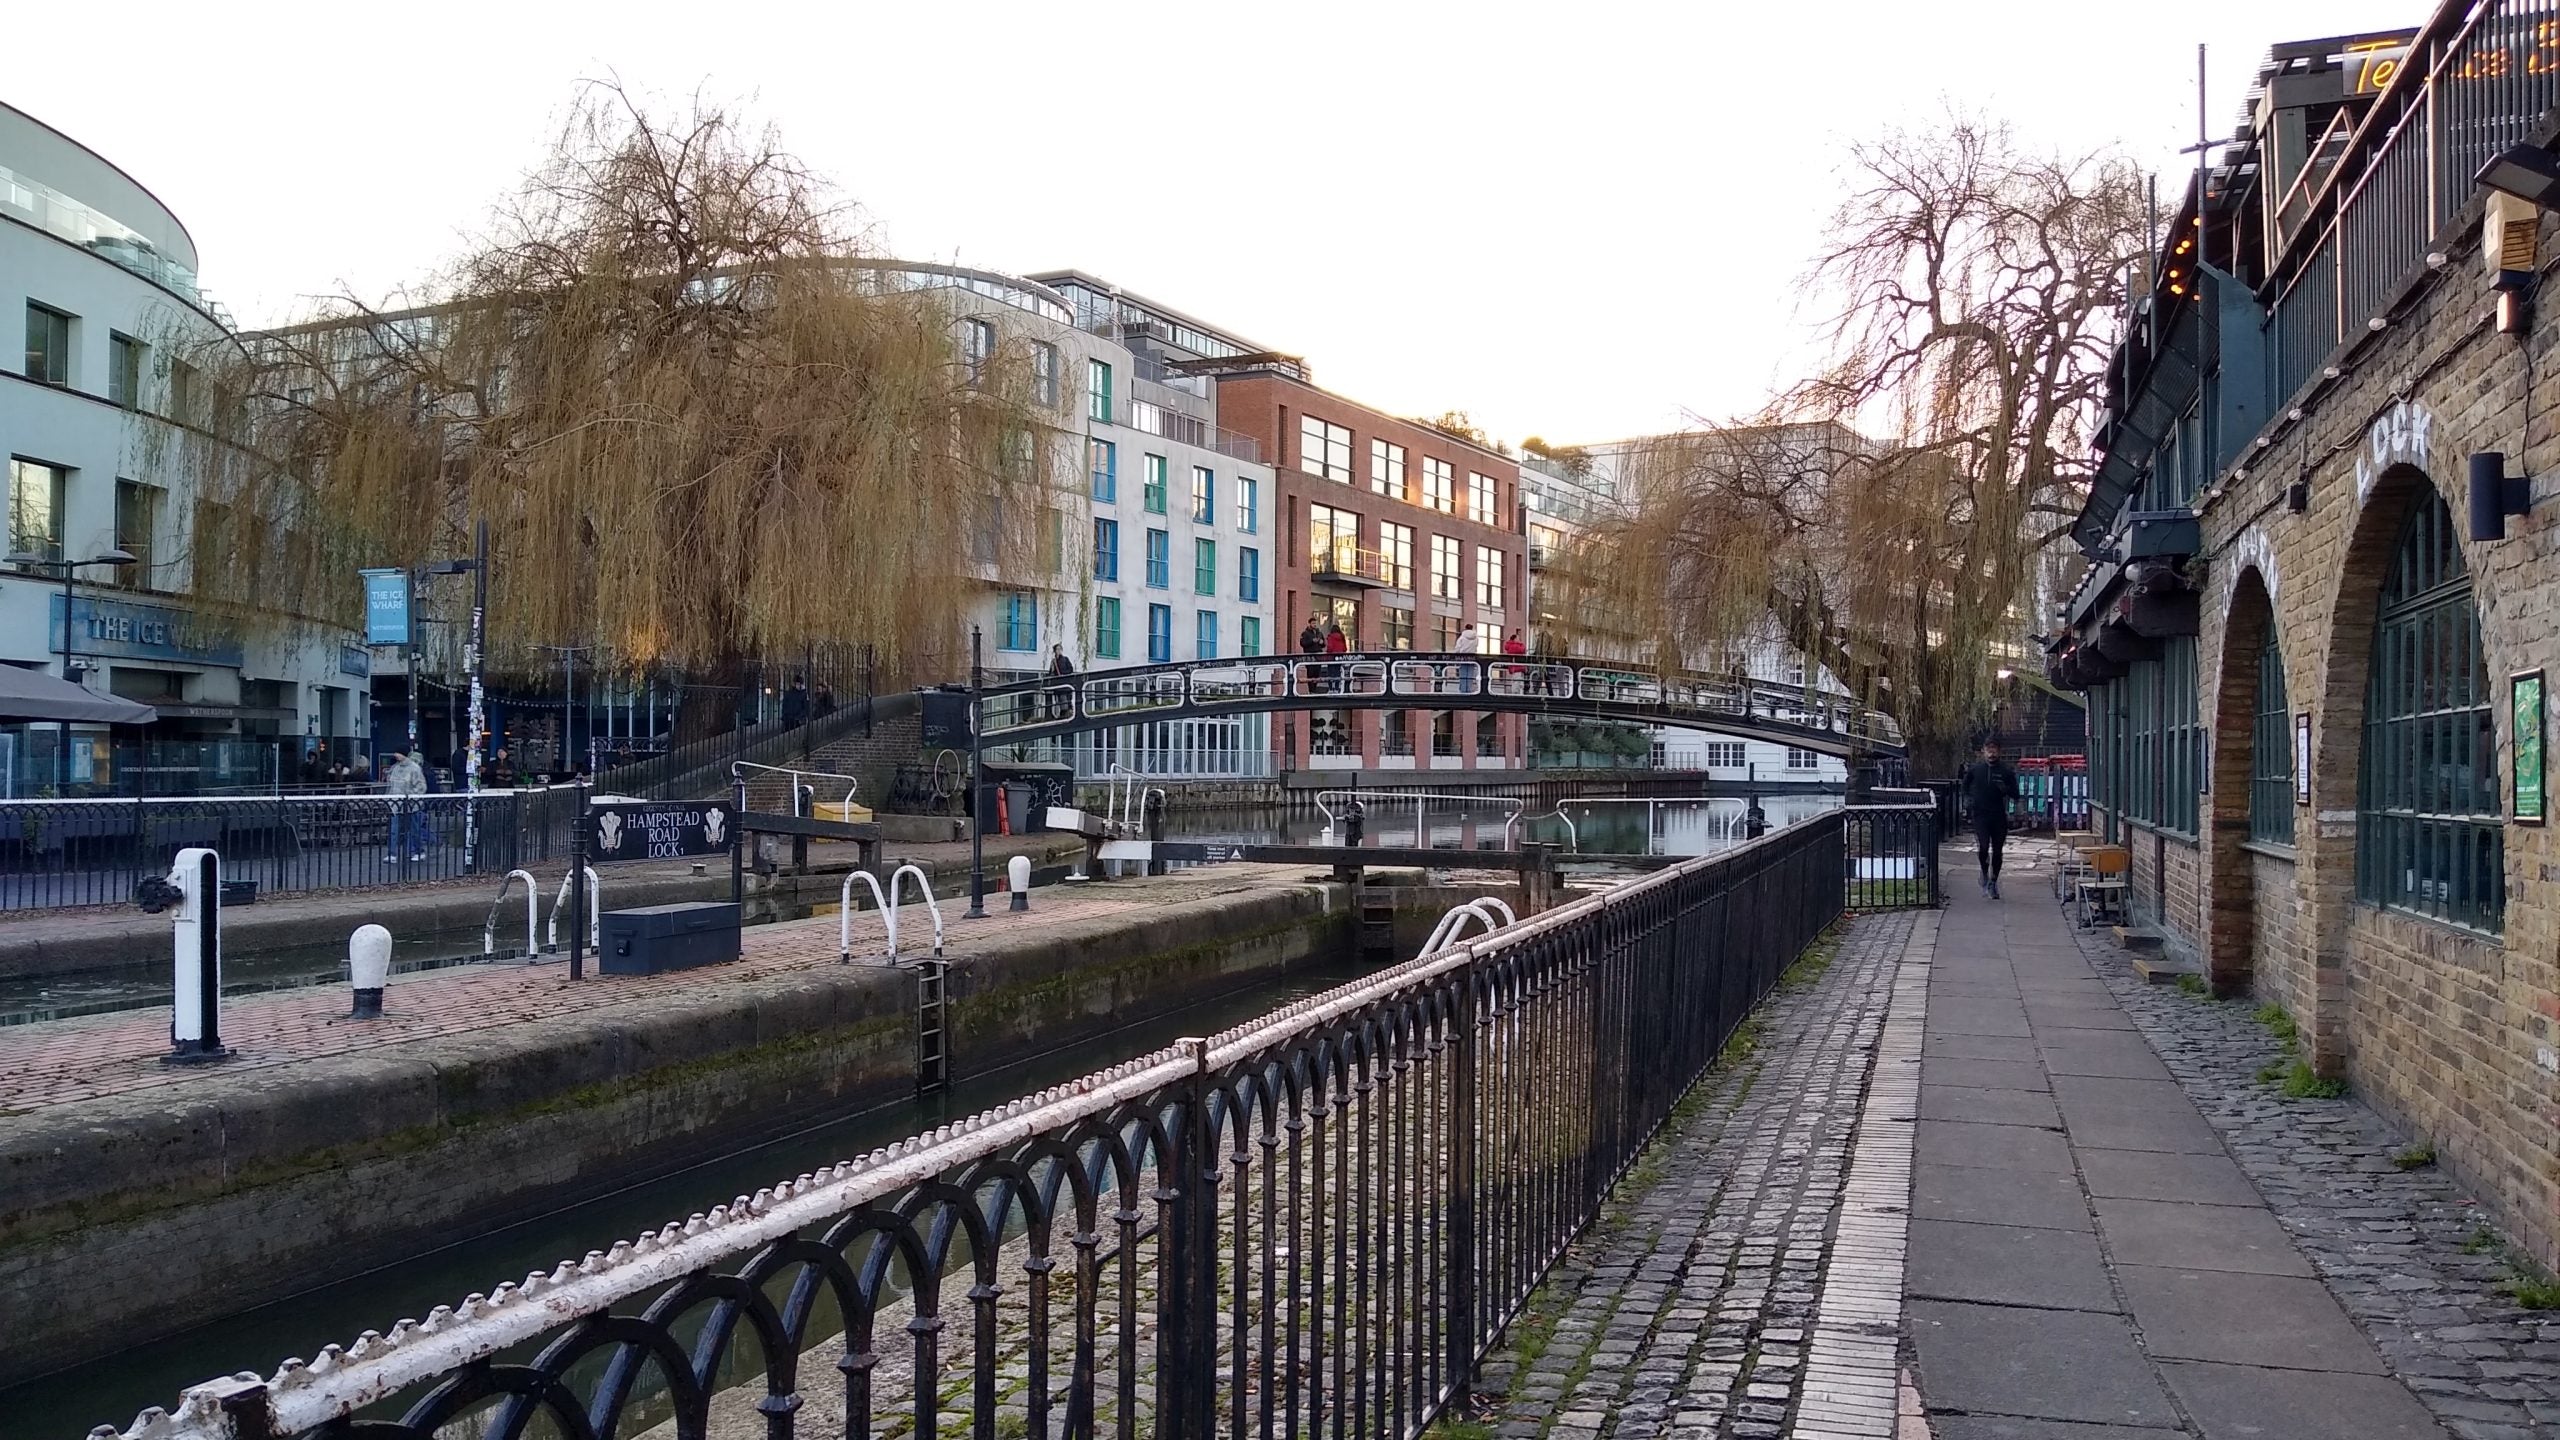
[2323,365,2343,380]
[2475,144,2560,209]
[2287,478,2311,514]
[2368,315,2390,332]
[2469,450,2534,540]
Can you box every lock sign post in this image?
[587,801,736,862]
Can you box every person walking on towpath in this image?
[1960,736,2021,898]
[1044,644,1075,719]
[384,748,430,863]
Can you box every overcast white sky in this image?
[15,0,2412,445]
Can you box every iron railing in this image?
[105,815,1856,1440]
[1843,802,1942,910]
[2261,0,2560,407]
[981,653,1906,759]
[0,787,583,912]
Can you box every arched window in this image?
[2358,491,2502,931]
[2251,640,2294,844]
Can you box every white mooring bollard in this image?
[349,923,392,1018]
[1008,854,1032,912]
[148,846,230,1065]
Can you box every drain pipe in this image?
[483,869,538,959]
[546,866,601,952]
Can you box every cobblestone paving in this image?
[0,865,1301,1115]
[2065,893,2560,1440]
[1474,911,1916,1440]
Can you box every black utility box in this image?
[599,901,742,975]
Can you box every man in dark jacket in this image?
[1961,738,2022,898]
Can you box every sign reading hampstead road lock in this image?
[589,802,735,861]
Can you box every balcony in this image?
[1310,540,1399,589]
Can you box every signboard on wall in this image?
[360,568,412,647]
[49,595,244,666]
[2294,712,2313,806]
[2515,671,2546,826]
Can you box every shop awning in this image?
[0,667,160,724]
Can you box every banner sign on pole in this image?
[360,569,413,647]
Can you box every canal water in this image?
[0,796,1839,1026]
[5,954,1378,1440]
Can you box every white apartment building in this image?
[2,103,364,794]
[949,269,1279,778]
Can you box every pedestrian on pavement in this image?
[781,676,810,729]
[1300,614,1328,693]
[489,747,516,789]
[1324,619,1350,696]
[1961,737,2021,898]
[385,748,430,862]
[813,681,837,718]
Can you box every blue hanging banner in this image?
[360,568,412,647]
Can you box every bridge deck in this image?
[977,653,1904,760]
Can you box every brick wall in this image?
[2123,825,2206,969]
[738,710,924,812]
[2162,187,2560,1265]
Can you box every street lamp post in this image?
[10,548,138,794]
[427,519,490,869]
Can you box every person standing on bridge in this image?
[1045,644,1075,719]
[1961,737,2021,899]
[1300,614,1328,693]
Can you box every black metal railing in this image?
[1844,802,1940,910]
[109,816,1855,1440]
[980,653,1906,759]
[0,787,583,912]
[2262,0,2560,408]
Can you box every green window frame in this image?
[1143,455,1168,515]
[1194,537,1216,596]
[1088,359,1112,423]
[2357,491,2503,931]
[1240,615,1261,655]
[2250,641,2295,845]
[1094,596,1121,659]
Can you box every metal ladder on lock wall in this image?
[915,958,951,1096]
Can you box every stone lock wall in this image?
[2149,188,2560,1266]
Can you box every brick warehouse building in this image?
[2053,9,2560,1265]
[1201,358,1529,772]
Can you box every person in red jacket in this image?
[1323,619,1349,695]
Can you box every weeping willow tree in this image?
[163,83,1061,739]
[1564,120,2143,773]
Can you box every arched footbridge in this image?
[977,653,1904,760]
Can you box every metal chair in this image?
[2074,846,2130,928]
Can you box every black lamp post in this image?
[426,518,490,866]
[11,547,139,794]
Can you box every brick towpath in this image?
[1475,848,2558,1439]
[1477,910,1926,1440]
[0,862,1311,1116]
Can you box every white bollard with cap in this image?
[1008,854,1031,912]
[349,923,392,1018]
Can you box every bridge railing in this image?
[108,815,1853,1440]
[980,653,1904,751]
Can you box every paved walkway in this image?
[1477,910,1923,1440]
[0,864,1302,1116]
[1907,858,2448,1439]
[1474,847,2560,1440]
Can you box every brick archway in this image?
[2206,567,2278,998]
[2297,460,2438,1077]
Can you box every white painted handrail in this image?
[545,867,601,951]
[483,869,539,958]
[838,863,947,963]
[731,759,859,814]
[840,870,893,964]
[1418,897,1518,959]
[889,863,945,959]
[1315,790,1526,846]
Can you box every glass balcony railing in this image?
[0,163,203,304]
